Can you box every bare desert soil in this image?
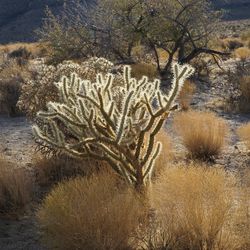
[0,117,34,167]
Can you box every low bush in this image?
[34,155,108,187]
[178,80,196,110]
[222,38,244,51]
[0,157,33,214]
[224,61,250,113]
[241,31,250,48]
[37,164,250,250]
[151,129,173,175]
[38,171,144,250]
[131,63,158,80]
[237,122,250,150]
[18,57,123,119]
[234,47,250,61]
[0,42,46,59]
[173,111,229,160]
[238,75,250,111]
[0,58,31,115]
[8,47,31,61]
[0,79,20,115]
[147,164,248,250]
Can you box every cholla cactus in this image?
[33,62,194,188]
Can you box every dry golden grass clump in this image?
[0,42,46,58]
[221,38,244,51]
[0,58,31,115]
[34,155,108,187]
[238,76,250,111]
[237,122,250,150]
[241,31,250,48]
[173,110,229,160]
[178,80,196,110]
[151,129,173,175]
[208,38,224,52]
[131,63,158,80]
[36,160,250,249]
[234,47,250,61]
[149,164,249,250]
[38,171,144,250]
[0,157,33,214]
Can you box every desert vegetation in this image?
[37,164,250,250]
[238,122,250,150]
[0,0,250,249]
[0,157,33,215]
[32,61,194,188]
[38,171,144,250]
[173,111,229,160]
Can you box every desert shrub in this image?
[34,155,108,187]
[18,57,123,119]
[147,164,247,250]
[225,61,250,113]
[241,31,250,41]
[239,75,250,110]
[0,42,47,59]
[0,157,33,214]
[208,38,225,52]
[237,122,250,150]
[191,55,215,78]
[150,129,173,176]
[131,45,152,63]
[131,63,158,80]
[32,62,194,188]
[234,47,250,61]
[241,31,250,47]
[0,79,20,115]
[8,47,31,61]
[173,110,229,160]
[40,0,221,76]
[38,171,144,250]
[240,76,250,97]
[178,80,196,110]
[0,58,31,115]
[222,38,244,51]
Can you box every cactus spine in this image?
[33,61,194,188]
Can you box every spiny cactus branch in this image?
[33,60,194,188]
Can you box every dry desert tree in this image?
[33,61,194,188]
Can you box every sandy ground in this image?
[0,116,35,167]
[0,117,45,249]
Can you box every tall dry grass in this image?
[0,58,31,115]
[173,111,229,160]
[178,80,196,111]
[241,31,250,43]
[153,129,173,175]
[131,63,158,80]
[234,47,250,61]
[239,76,250,111]
[147,164,250,250]
[37,161,250,250]
[221,38,244,51]
[38,171,145,250]
[0,42,46,58]
[34,155,108,187]
[237,122,250,149]
[0,157,33,214]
